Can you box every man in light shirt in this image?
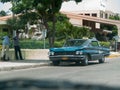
[1,35,10,61]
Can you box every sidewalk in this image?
[0,52,120,72]
[0,59,50,71]
[108,52,120,58]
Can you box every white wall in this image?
[8,49,49,60]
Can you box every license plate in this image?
[62,57,68,60]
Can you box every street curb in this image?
[107,54,120,58]
[0,53,120,72]
[0,63,50,72]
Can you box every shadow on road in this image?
[50,61,108,67]
[0,78,119,90]
[4,59,51,64]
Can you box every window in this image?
[91,41,99,47]
[2,28,8,32]
[85,14,90,16]
[105,13,108,19]
[92,13,97,17]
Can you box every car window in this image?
[64,40,86,47]
[91,41,99,47]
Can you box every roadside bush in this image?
[0,39,64,49]
[54,40,64,47]
[0,39,110,49]
[19,39,49,49]
[99,41,110,48]
[19,39,65,49]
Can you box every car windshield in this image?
[64,39,87,47]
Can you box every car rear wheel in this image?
[52,61,60,66]
[81,55,89,66]
[99,55,105,63]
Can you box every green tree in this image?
[51,13,94,40]
[0,10,7,16]
[109,14,120,20]
[0,0,82,47]
[100,14,120,40]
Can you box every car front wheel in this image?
[99,55,105,63]
[81,55,89,66]
[52,61,60,66]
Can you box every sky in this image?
[61,0,120,14]
[0,0,120,14]
[0,2,12,12]
[107,0,120,13]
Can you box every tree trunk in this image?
[42,16,55,48]
[48,14,56,48]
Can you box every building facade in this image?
[61,0,118,29]
[0,15,12,37]
[61,0,116,19]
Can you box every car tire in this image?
[99,55,105,63]
[75,61,80,65]
[52,61,60,66]
[81,55,89,66]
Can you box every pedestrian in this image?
[13,33,23,60]
[1,34,10,61]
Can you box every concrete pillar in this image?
[115,24,120,51]
[114,24,120,52]
[117,24,120,35]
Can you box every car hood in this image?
[50,46,85,52]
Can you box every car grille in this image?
[54,51,75,55]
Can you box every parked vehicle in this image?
[49,38,110,66]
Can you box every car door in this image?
[89,41,101,60]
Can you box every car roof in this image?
[67,38,98,42]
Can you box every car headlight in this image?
[48,51,54,56]
[76,51,83,55]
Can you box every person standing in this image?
[13,33,23,60]
[1,35,10,61]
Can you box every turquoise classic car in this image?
[49,38,110,66]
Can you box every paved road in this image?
[0,57,120,89]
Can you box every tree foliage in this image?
[52,13,94,40]
[109,14,120,20]
[0,10,7,16]
[7,16,25,30]
[100,14,120,41]
[0,0,82,47]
